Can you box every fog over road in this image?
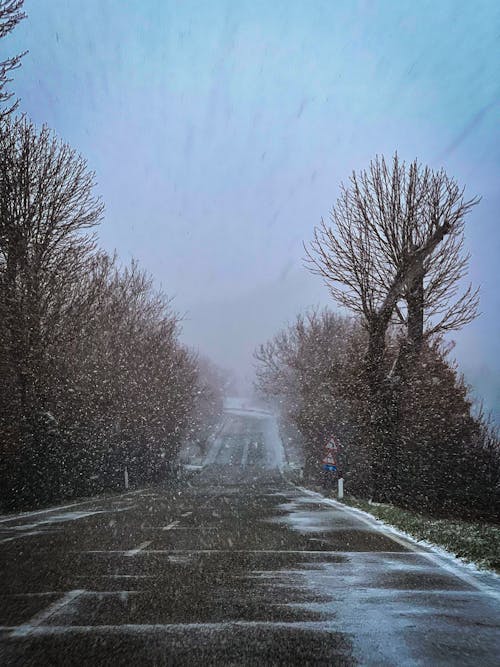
[1,407,499,666]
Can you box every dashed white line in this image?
[100,575,153,579]
[162,521,180,531]
[203,422,228,465]
[10,589,85,638]
[125,540,152,557]
[0,501,97,524]
[0,531,43,544]
[241,440,250,467]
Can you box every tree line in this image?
[255,156,499,521]
[0,2,224,510]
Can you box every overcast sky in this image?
[5,0,499,414]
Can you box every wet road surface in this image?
[1,407,499,665]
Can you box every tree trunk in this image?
[366,317,388,393]
[364,313,394,501]
[406,260,424,356]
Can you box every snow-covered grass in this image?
[339,496,500,573]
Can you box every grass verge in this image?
[339,495,500,573]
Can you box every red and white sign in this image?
[325,435,341,452]
[322,434,342,468]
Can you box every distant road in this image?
[1,408,499,665]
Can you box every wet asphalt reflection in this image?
[0,409,499,666]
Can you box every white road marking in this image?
[125,540,152,557]
[225,407,272,417]
[4,510,106,533]
[2,620,336,636]
[0,531,43,544]
[0,501,98,524]
[203,421,228,465]
[3,591,65,598]
[162,521,180,531]
[81,548,412,555]
[0,507,136,544]
[241,440,250,467]
[99,575,153,579]
[147,526,213,531]
[181,511,193,517]
[10,589,84,638]
[0,491,141,525]
[149,526,210,531]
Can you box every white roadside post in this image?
[338,476,344,499]
[124,466,129,490]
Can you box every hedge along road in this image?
[0,407,499,666]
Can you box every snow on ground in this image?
[342,501,500,586]
[223,396,248,411]
[223,396,272,417]
[297,487,500,599]
[261,485,500,665]
[202,419,228,466]
[224,396,286,471]
[182,398,285,471]
[261,413,286,471]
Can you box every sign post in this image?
[321,435,344,498]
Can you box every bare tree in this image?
[0,116,103,417]
[305,154,479,386]
[0,0,26,120]
[187,355,227,454]
[255,309,368,480]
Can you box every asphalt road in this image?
[1,407,499,666]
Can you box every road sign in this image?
[325,435,341,452]
[322,434,341,473]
